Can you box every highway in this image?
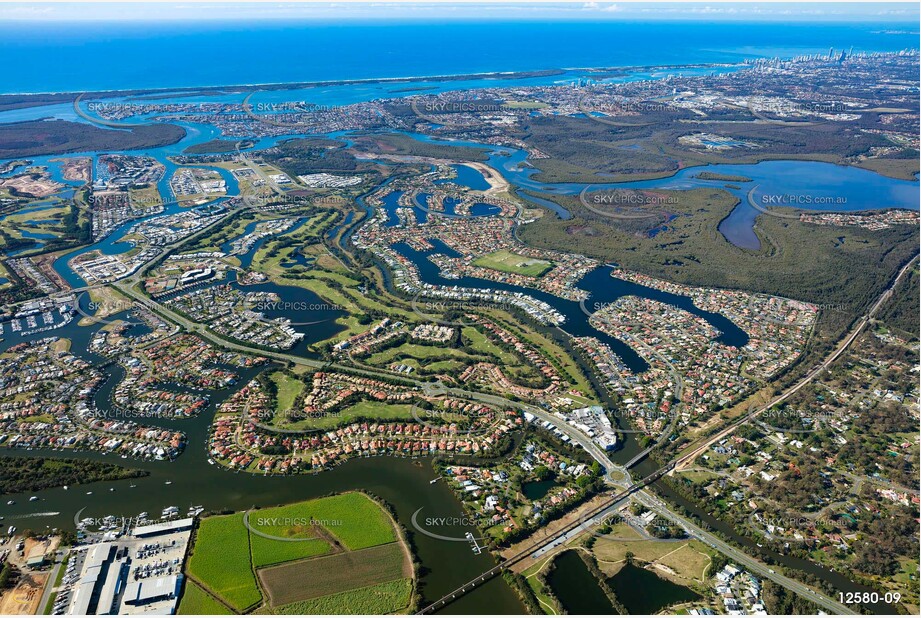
[632,489,857,614]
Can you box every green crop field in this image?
[186,513,262,611]
[259,543,408,607]
[250,533,330,568]
[473,249,553,277]
[185,493,405,613]
[177,581,234,615]
[249,492,396,550]
[272,578,413,615]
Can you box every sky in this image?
[0,1,918,23]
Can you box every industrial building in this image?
[63,518,193,615]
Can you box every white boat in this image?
[29,496,38,501]
[63,485,68,490]
[5,500,13,505]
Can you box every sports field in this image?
[473,249,553,277]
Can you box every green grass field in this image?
[186,513,262,612]
[250,532,330,569]
[473,249,553,278]
[260,544,408,607]
[249,493,396,550]
[272,578,413,615]
[275,401,418,431]
[269,371,303,413]
[177,581,234,615]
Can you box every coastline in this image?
[0,61,749,101]
[0,68,568,100]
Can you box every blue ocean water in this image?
[0,19,917,93]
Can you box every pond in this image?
[607,561,701,614]
[546,550,615,614]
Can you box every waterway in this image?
[607,562,700,613]
[396,132,920,249]
[545,550,615,614]
[391,239,749,374]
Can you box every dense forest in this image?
[877,265,920,339]
[0,456,148,494]
[0,119,185,158]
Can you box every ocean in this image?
[0,19,917,94]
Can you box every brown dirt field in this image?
[0,173,63,198]
[0,571,48,615]
[257,542,410,608]
[52,157,91,183]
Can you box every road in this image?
[632,489,856,614]
[36,548,67,615]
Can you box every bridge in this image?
[417,465,672,614]
[623,446,652,469]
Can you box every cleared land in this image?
[184,492,408,613]
[473,249,553,277]
[250,533,329,569]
